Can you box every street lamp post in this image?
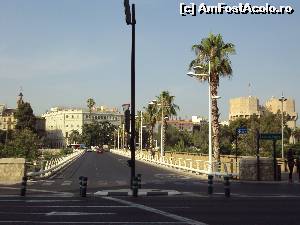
[149,100,166,160]
[124,0,136,189]
[279,93,287,159]
[140,111,143,151]
[187,61,215,174]
[117,127,120,149]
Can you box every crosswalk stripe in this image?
[61,181,72,186]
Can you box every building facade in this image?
[0,92,24,131]
[42,106,123,148]
[0,105,16,131]
[265,97,298,130]
[229,96,262,121]
[166,119,194,132]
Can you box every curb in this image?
[94,189,181,197]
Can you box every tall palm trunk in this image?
[210,76,221,163]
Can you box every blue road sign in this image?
[237,127,247,135]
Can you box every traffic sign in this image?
[260,133,281,140]
[237,127,247,135]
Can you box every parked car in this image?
[96,148,103,154]
[86,148,93,152]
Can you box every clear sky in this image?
[0,0,299,124]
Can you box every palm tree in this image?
[143,104,158,150]
[156,91,179,150]
[86,98,96,115]
[189,33,235,162]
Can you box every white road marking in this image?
[46,211,115,216]
[61,180,72,186]
[115,180,127,185]
[26,205,133,208]
[0,222,186,224]
[0,186,73,196]
[42,181,55,186]
[26,200,81,203]
[98,181,108,185]
[104,197,208,225]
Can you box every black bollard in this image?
[224,176,230,198]
[208,174,213,195]
[81,177,88,197]
[132,176,138,197]
[20,176,28,197]
[79,176,83,196]
[137,174,142,189]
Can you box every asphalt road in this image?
[2,151,300,196]
[1,151,300,225]
[0,194,300,225]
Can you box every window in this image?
[72,115,74,119]
[66,125,68,127]
[66,115,69,118]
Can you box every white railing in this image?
[27,150,85,178]
[110,149,238,177]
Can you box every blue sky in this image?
[0,0,299,124]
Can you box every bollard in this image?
[224,176,230,198]
[79,176,83,196]
[208,174,213,195]
[81,177,88,197]
[20,176,28,197]
[137,174,142,189]
[132,176,138,197]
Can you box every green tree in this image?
[15,102,36,132]
[5,129,40,160]
[156,91,179,151]
[81,121,116,147]
[156,91,179,121]
[143,104,158,149]
[192,123,209,154]
[228,111,291,157]
[86,98,96,114]
[189,33,236,162]
[68,130,82,144]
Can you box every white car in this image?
[86,149,93,152]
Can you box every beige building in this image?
[229,96,262,121]
[0,105,16,131]
[0,93,24,131]
[42,106,123,148]
[265,97,298,130]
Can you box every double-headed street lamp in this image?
[187,61,221,174]
[279,93,287,159]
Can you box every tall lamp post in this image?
[149,100,168,159]
[138,111,144,151]
[279,93,287,159]
[187,61,220,174]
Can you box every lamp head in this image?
[212,96,221,99]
